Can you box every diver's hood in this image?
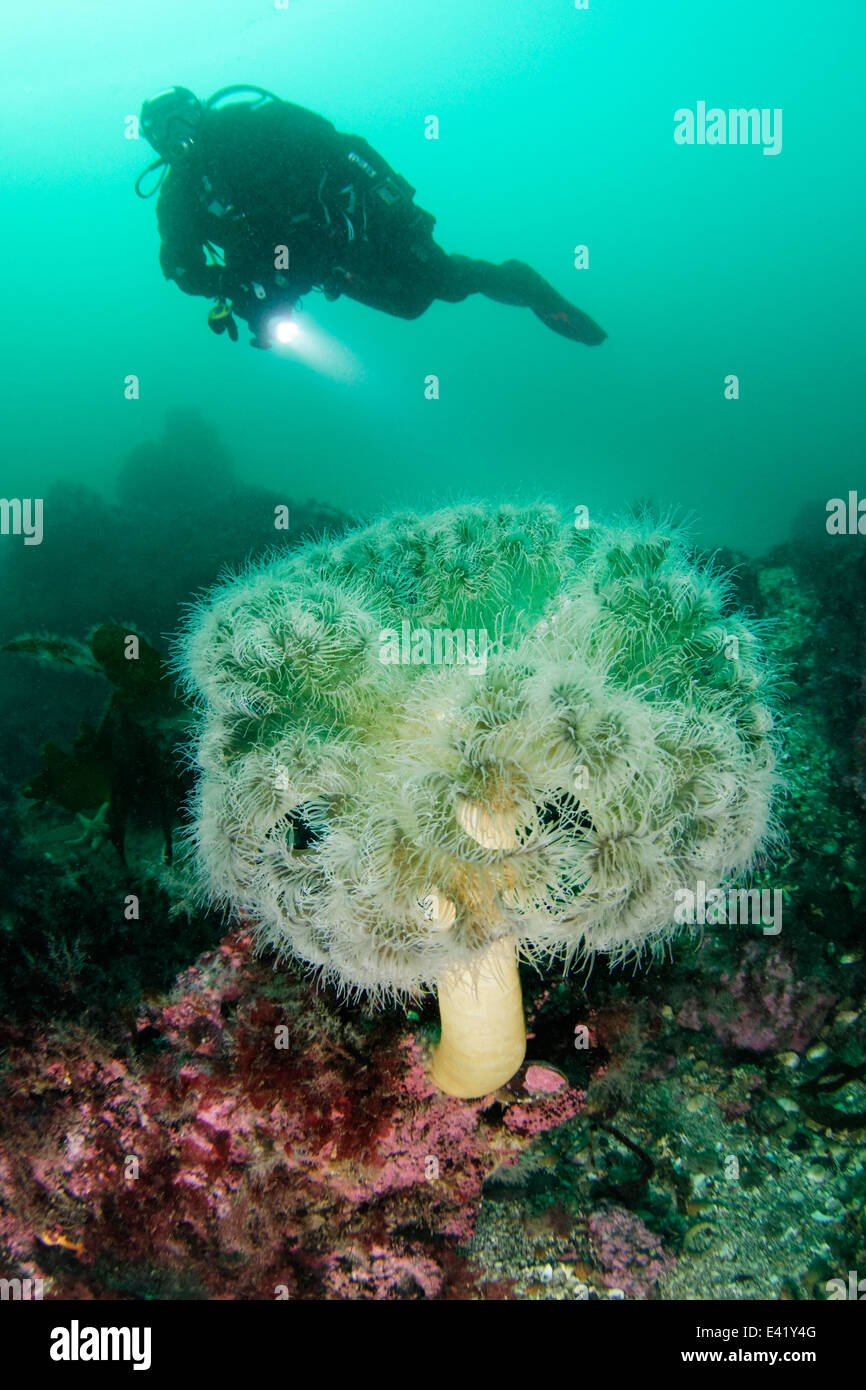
[135,85,283,198]
[140,86,203,160]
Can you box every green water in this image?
[2,3,866,1316]
[3,0,864,552]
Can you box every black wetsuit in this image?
[155,99,606,345]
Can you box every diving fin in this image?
[498,260,607,345]
[532,303,607,346]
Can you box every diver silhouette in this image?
[137,86,607,351]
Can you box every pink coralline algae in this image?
[587,1204,674,1299]
[502,1087,584,1136]
[675,943,834,1055]
[0,932,584,1300]
[524,1064,567,1094]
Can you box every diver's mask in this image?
[140,87,203,161]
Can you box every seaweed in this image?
[3,622,188,863]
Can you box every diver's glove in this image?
[207,299,239,342]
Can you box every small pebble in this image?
[776,1051,799,1068]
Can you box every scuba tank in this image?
[202,85,281,112]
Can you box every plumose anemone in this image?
[176,502,779,1097]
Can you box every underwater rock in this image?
[675,942,835,1055]
[0,931,583,1300]
[6,623,186,862]
[587,1204,674,1299]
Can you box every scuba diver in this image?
[137,85,607,351]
